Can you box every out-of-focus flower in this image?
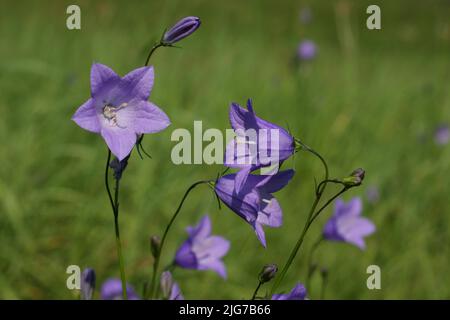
[323,197,375,250]
[272,283,307,300]
[215,170,295,247]
[259,264,278,283]
[366,186,380,204]
[80,268,96,300]
[297,40,317,61]
[224,99,295,194]
[100,278,139,300]
[163,16,201,45]
[72,63,170,160]
[434,124,449,145]
[175,215,230,278]
[160,271,184,300]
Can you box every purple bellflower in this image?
[80,268,96,300]
[215,169,295,247]
[100,278,140,300]
[163,16,201,45]
[175,215,230,278]
[224,99,295,194]
[323,197,375,250]
[160,271,184,300]
[272,283,307,300]
[434,124,449,145]
[72,63,170,161]
[297,40,317,61]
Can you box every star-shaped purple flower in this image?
[215,169,294,247]
[272,283,307,300]
[224,99,295,194]
[160,271,184,300]
[100,278,140,300]
[175,215,230,278]
[323,197,376,250]
[72,63,170,160]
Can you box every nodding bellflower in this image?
[224,99,295,194]
[72,63,170,160]
[175,215,230,278]
[215,170,295,247]
[163,16,201,45]
[160,271,184,300]
[272,283,307,300]
[323,197,376,250]
[100,278,140,300]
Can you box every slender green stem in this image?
[144,43,164,66]
[309,187,348,226]
[270,143,329,295]
[320,270,328,300]
[251,281,263,300]
[148,180,210,299]
[105,150,127,299]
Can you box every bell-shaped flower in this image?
[175,215,230,278]
[272,283,307,300]
[72,63,170,160]
[215,169,294,247]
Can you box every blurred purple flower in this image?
[80,268,96,300]
[215,170,295,247]
[160,271,184,300]
[323,197,375,250]
[366,186,380,204]
[299,7,313,24]
[72,63,170,160]
[434,124,449,145]
[297,40,317,61]
[272,283,307,300]
[100,278,139,300]
[175,215,230,278]
[224,99,295,194]
[163,16,201,45]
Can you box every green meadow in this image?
[0,0,449,299]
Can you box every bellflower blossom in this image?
[72,63,170,160]
[224,99,295,194]
[80,268,96,300]
[160,271,184,300]
[434,124,449,145]
[297,40,317,61]
[272,283,307,300]
[100,278,140,300]
[175,215,230,278]
[323,197,376,250]
[215,169,295,247]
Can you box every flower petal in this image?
[187,215,211,239]
[72,98,101,133]
[90,63,120,97]
[253,222,267,247]
[120,66,154,101]
[101,127,137,161]
[175,241,197,268]
[118,100,170,134]
[257,194,282,228]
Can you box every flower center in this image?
[102,102,128,128]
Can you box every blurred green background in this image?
[1,0,449,299]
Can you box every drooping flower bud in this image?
[342,168,365,187]
[109,156,129,180]
[162,16,201,45]
[258,264,278,284]
[80,268,96,300]
[150,235,161,258]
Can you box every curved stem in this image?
[105,150,127,299]
[149,180,211,299]
[144,42,164,66]
[251,281,263,300]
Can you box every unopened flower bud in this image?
[343,168,365,187]
[258,264,278,284]
[160,271,174,299]
[163,16,201,45]
[80,268,96,300]
[150,235,161,258]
